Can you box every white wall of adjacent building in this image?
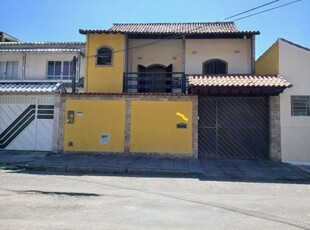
[279,40,310,164]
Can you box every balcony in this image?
[0,75,79,82]
[47,75,73,81]
[123,72,187,93]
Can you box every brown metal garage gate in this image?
[198,97,269,160]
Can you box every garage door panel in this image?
[35,119,53,151]
[199,99,216,128]
[0,99,55,151]
[198,128,216,155]
[217,128,268,159]
[199,97,269,160]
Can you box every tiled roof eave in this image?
[0,82,63,93]
[80,22,260,35]
[79,29,121,35]
[188,74,292,88]
[0,49,84,53]
[79,30,259,36]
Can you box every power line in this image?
[233,0,302,21]
[85,0,301,59]
[222,0,279,21]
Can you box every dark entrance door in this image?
[198,97,269,160]
[138,64,172,93]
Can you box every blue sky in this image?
[1,0,309,58]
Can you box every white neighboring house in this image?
[0,32,20,42]
[0,40,85,152]
[0,41,85,90]
[256,38,310,165]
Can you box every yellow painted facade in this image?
[130,101,193,154]
[256,42,280,74]
[64,99,125,152]
[85,33,125,93]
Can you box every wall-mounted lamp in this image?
[234,50,240,54]
[137,56,143,60]
[172,56,177,60]
[191,51,197,55]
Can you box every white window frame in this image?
[47,60,74,80]
[0,61,19,79]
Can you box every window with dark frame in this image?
[202,59,227,74]
[97,47,112,66]
[291,96,310,116]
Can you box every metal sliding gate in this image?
[198,97,269,160]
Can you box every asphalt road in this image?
[0,169,309,230]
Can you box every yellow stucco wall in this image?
[85,33,125,93]
[64,99,125,152]
[256,42,279,74]
[130,101,193,154]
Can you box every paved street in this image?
[0,168,309,229]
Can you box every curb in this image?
[18,164,198,176]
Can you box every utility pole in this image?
[72,56,77,93]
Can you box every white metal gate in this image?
[0,95,56,151]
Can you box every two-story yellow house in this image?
[61,22,291,160]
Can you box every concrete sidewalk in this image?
[0,151,204,176]
[0,150,310,182]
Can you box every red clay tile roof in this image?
[189,75,292,88]
[80,22,259,35]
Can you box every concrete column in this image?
[192,95,199,159]
[269,96,281,161]
[57,95,66,152]
[52,95,61,152]
[124,98,131,153]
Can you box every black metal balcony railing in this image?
[123,72,187,93]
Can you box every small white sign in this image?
[77,111,84,117]
[100,133,110,144]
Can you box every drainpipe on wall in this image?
[22,52,26,80]
[182,35,186,93]
[182,35,186,73]
[71,56,77,93]
[126,34,129,73]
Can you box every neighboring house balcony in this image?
[46,74,74,81]
[0,75,79,82]
[123,72,188,93]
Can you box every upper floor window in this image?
[203,59,227,74]
[97,47,112,66]
[47,61,73,80]
[0,61,18,79]
[291,96,310,116]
